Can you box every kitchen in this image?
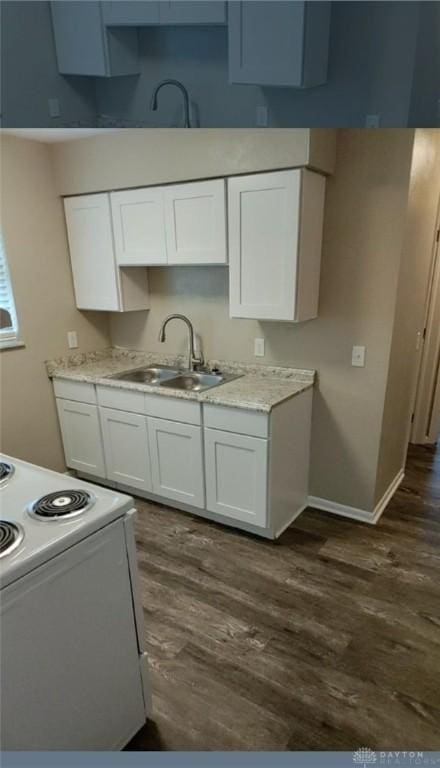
[0,127,439,754]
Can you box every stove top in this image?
[0,461,15,486]
[0,454,134,588]
[28,490,95,521]
[0,521,24,559]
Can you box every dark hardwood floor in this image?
[126,442,440,751]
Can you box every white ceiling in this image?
[0,129,123,143]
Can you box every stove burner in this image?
[0,461,15,486]
[28,490,95,521]
[0,521,24,558]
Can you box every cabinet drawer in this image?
[203,404,269,438]
[96,385,144,414]
[53,378,96,405]
[144,394,201,425]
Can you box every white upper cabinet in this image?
[158,2,226,25]
[64,194,149,312]
[111,180,227,266]
[228,169,326,322]
[164,180,227,265]
[228,1,331,88]
[102,1,160,26]
[51,2,139,77]
[111,188,167,266]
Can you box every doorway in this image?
[411,199,440,446]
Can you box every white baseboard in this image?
[307,469,404,525]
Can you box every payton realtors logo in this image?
[353,750,440,767]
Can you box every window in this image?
[0,234,21,349]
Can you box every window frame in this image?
[0,234,23,350]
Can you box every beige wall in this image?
[375,129,440,502]
[109,130,415,511]
[0,135,110,471]
[51,129,336,196]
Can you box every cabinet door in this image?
[164,180,227,265]
[148,417,204,508]
[228,170,300,321]
[159,2,226,24]
[51,2,139,77]
[56,399,106,478]
[111,188,167,266]
[64,194,121,311]
[204,428,268,528]
[102,1,160,25]
[228,1,330,87]
[100,407,152,492]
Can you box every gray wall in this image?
[96,2,422,128]
[1,1,97,127]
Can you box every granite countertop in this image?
[46,348,315,413]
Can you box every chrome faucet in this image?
[158,314,203,372]
[150,79,191,128]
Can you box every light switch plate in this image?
[48,97,60,118]
[365,114,380,128]
[67,331,78,349]
[352,345,366,367]
[254,338,265,357]
[256,105,268,127]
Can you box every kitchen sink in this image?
[111,367,240,392]
[160,372,230,392]
[112,366,180,385]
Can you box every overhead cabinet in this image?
[111,180,227,266]
[63,194,149,311]
[228,169,326,322]
[51,2,139,77]
[228,1,331,88]
[103,1,226,26]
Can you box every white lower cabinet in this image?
[204,428,268,528]
[100,407,152,492]
[148,417,204,508]
[54,379,312,538]
[56,398,106,478]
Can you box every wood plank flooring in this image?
[126,443,440,751]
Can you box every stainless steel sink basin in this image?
[112,366,180,385]
[160,372,231,392]
[111,366,240,392]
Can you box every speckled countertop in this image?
[46,348,315,413]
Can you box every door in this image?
[228,170,301,321]
[1,520,146,749]
[228,1,305,86]
[412,219,440,444]
[159,2,226,25]
[64,194,121,310]
[102,1,160,25]
[56,398,106,478]
[164,179,227,265]
[148,417,204,508]
[204,428,268,528]
[111,188,167,266]
[100,407,152,492]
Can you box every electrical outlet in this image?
[365,114,380,128]
[352,346,366,367]
[254,338,265,357]
[67,331,78,349]
[256,105,268,127]
[48,97,60,118]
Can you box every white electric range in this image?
[0,454,151,750]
